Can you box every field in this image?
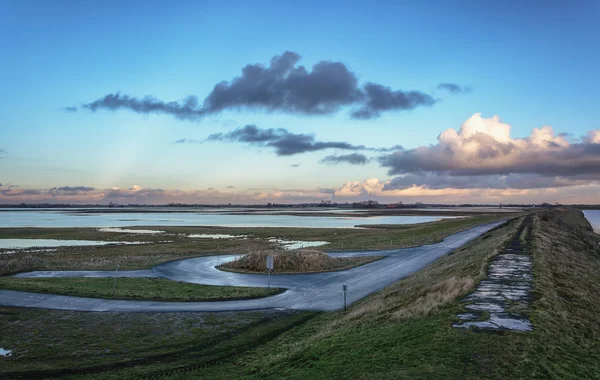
[7,210,599,378]
[0,213,510,276]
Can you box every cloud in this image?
[290,164,301,168]
[55,186,95,192]
[206,124,397,156]
[226,185,236,189]
[82,94,206,121]
[333,177,600,204]
[379,113,600,178]
[63,106,78,113]
[437,83,472,94]
[1,189,41,197]
[383,173,592,191]
[72,51,436,120]
[174,138,203,144]
[0,184,337,205]
[351,83,435,119]
[320,153,371,165]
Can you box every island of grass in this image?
[218,249,383,274]
[0,277,284,302]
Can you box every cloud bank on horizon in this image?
[3,113,600,205]
[69,51,445,121]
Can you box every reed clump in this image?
[220,249,379,274]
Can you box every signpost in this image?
[342,284,347,311]
[266,255,274,288]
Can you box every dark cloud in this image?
[379,140,600,177]
[320,153,371,165]
[72,51,436,120]
[290,164,301,168]
[55,186,96,192]
[378,114,600,178]
[0,149,6,154]
[351,83,435,119]
[83,94,206,121]
[226,185,236,189]
[206,124,396,156]
[437,83,472,94]
[318,188,336,194]
[63,106,78,113]
[383,173,592,191]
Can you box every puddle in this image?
[268,238,329,250]
[0,239,148,250]
[454,217,534,332]
[0,348,12,357]
[99,228,165,234]
[188,234,248,239]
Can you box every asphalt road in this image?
[0,221,504,312]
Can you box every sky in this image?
[1,0,599,205]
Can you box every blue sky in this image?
[1,0,599,204]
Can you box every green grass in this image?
[0,277,283,302]
[0,307,315,378]
[163,210,599,380]
[4,210,598,379]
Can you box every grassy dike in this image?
[0,277,283,302]
[143,209,598,380]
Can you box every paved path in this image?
[0,222,504,312]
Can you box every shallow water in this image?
[267,238,329,250]
[583,210,600,233]
[188,234,248,239]
[0,239,146,249]
[0,348,12,357]
[0,210,457,229]
[98,228,165,234]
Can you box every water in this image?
[267,238,329,250]
[188,234,248,239]
[0,210,458,229]
[0,239,147,250]
[0,348,12,357]
[583,210,600,233]
[98,228,165,234]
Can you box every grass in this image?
[151,209,599,380]
[0,307,315,378]
[0,277,283,302]
[219,249,383,274]
[0,213,511,276]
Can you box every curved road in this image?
[0,221,504,312]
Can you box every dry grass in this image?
[0,254,44,275]
[220,249,381,274]
[239,218,522,372]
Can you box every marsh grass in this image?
[0,214,509,276]
[219,249,382,274]
[180,210,600,380]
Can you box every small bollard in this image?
[342,284,347,311]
